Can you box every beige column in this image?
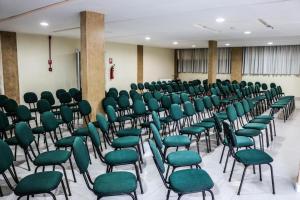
[137,45,143,83]
[208,40,217,84]
[174,49,178,79]
[231,47,243,82]
[0,32,20,103]
[80,11,105,119]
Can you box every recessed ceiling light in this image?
[216,17,225,23]
[40,22,49,27]
[145,36,151,41]
[173,41,178,45]
[244,31,251,34]
[267,42,273,45]
[225,43,230,46]
[192,45,196,48]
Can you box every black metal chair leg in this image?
[69,158,76,182]
[268,164,276,194]
[229,159,236,182]
[219,145,225,164]
[259,164,262,181]
[223,149,230,173]
[61,180,69,200]
[237,166,248,195]
[60,165,71,196]
[134,164,144,194]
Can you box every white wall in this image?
[242,75,300,97]
[0,34,3,94]
[143,47,174,82]
[17,33,79,104]
[104,42,137,91]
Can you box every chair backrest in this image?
[60,105,73,124]
[118,95,130,109]
[211,95,221,107]
[143,92,152,103]
[73,137,90,173]
[213,113,223,134]
[0,139,14,174]
[130,83,138,90]
[41,91,55,106]
[0,95,8,107]
[23,92,38,104]
[16,105,32,122]
[222,122,238,150]
[133,100,146,115]
[194,98,205,113]
[106,105,117,123]
[119,90,129,98]
[41,111,59,132]
[226,105,238,123]
[170,104,183,121]
[148,98,159,112]
[15,122,35,150]
[171,93,181,105]
[152,111,161,130]
[58,92,72,104]
[233,102,245,118]
[180,93,190,103]
[96,113,109,134]
[161,95,171,110]
[87,122,101,149]
[153,91,162,101]
[241,99,251,113]
[203,96,213,110]
[137,83,144,90]
[4,99,18,114]
[37,99,51,113]
[56,89,67,99]
[69,88,80,98]
[79,100,92,116]
[150,123,163,150]
[148,140,165,174]
[183,101,196,117]
[0,111,9,131]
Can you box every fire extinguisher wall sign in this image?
[110,64,115,80]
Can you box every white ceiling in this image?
[1,0,300,48]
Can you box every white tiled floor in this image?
[2,104,300,200]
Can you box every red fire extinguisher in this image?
[110,64,115,80]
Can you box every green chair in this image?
[40,91,60,110]
[0,94,8,111]
[87,122,144,193]
[23,92,38,119]
[149,140,214,200]
[161,95,172,115]
[132,100,150,131]
[106,105,133,130]
[0,111,15,140]
[147,98,165,115]
[180,93,190,103]
[213,114,254,173]
[96,113,144,164]
[151,113,191,155]
[117,95,131,115]
[130,83,138,90]
[223,122,275,195]
[15,122,75,196]
[170,102,206,153]
[106,105,144,152]
[37,99,61,119]
[171,93,181,105]
[16,105,37,126]
[0,139,68,200]
[73,137,139,199]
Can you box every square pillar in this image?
[80,11,105,120]
[208,40,217,84]
[231,47,243,82]
[0,32,20,102]
[137,45,143,83]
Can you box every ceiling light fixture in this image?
[267,42,273,45]
[244,31,251,34]
[216,17,225,23]
[40,22,49,27]
[145,36,151,41]
[173,41,178,45]
[225,43,230,46]
[192,45,196,48]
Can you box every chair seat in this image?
[224,136,253,148]
[169,169,214,193]
[163,135,191,148]
[5,137,18,145]
[116,128,141,137]
[117,116,132,122]
[93,172,137,196]
[243,123,267,130]
[73,127,89,136]
[167,150,202,167]
[250,118,271,124]
[15,171,63,196]
[236,149,273,165]
[193,121,215,129]
[235,129,261,137]
[112,136,140,148]
[180,126,206,135]
[33,150,71,166]
[216,112,228,120]
[55,136,82,147]
[105,149,138,165]
[255,115,274,120]
[32,126,44,134]
[202,118,215,123]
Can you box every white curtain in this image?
[177,48,231,74]
[243,45,300,75]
